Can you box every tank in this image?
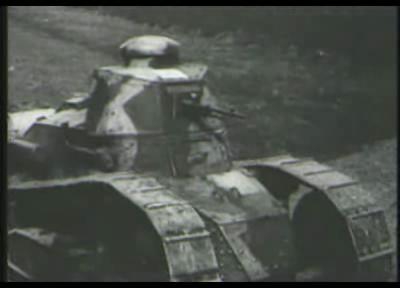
[7,35,394,282]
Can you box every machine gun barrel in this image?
[182,102,245,120]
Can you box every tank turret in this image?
[84,35,234,176]
[8,35,236,177]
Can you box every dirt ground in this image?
[7,6,397,281]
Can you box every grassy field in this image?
[88,6,397,68]
[8,6,396,161]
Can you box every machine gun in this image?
[181,100,245,120]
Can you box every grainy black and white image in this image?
[7,6,397,282]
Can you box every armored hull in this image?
[8,155,393,281]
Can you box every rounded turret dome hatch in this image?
[120,35,180,66]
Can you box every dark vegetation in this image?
[89,6,396,66]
